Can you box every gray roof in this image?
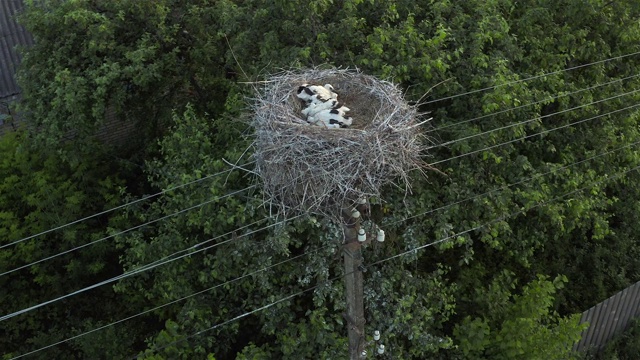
[0,0,33,101]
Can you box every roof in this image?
[0,0,33,101]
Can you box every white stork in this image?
[297,83,338,103]
[308,109,353,129]
[330,102,350,116]
[301,99,339,117]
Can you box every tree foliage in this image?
[0,131,140,359]
[17,0,233,154]
[7,0,640,358]
[453,275,586,359]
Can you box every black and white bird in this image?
[308,109,353,129]
[330,102,350,116]
[301,99,339,117]
[296,85,316,103]
[297,83,338,103]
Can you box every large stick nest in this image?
[250,68,435,220]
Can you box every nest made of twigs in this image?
[250,68,435,220]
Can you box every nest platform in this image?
[250,68,435,220]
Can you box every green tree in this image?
[115,106,457,359]
[0,131,143,359]
[453,275,586,359]
[118,0,640,357]
[17,0,233,155]
[12,0,640,358]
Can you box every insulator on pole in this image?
[360,349,367,358]
[377,344,385,354]
[376,229,385,242]
[373,330,381,341]
[351,208,361,218]
[358,228,366,242]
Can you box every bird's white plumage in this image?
[296,83,354,129]
[308,109,353,129]
[302,99,338,117]
[306,84,337,101]
[330,103,351,116]
[341,116,353,127]
[296,85,315,102]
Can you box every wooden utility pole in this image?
[343,207,365,359]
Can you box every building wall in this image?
[0,0,34,100]
[573,280,640,353]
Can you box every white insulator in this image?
[376,230,385,242]
[358,228,366,242]
[351,208,361,218]
[360,349,367,358]
[377,344,385,354]
[373,330,381,341]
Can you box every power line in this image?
[0,162,255,250]
[7,242,329,360]
[140,162,640,358]
[134,284,322,359]
[6,98,639,320]
[9,40,640,360]
[371,164,640,267]
[13,134,638,357]
[397,139,640,225]
[0,185,257,277]
[426,73,640,134]
[12,134,638,357]
[7,91,632,278]
[423,50,640,105]
[0,213,302,322]
[431,102,640,166]
[6,80,637,274]
[433,87,640,149]
[4,51,637,252]
[8,89,640,355]
[118,217,268,276]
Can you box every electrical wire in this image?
[0,185,257,277]
[0,161,255,250]
[133,286,313,359]
[6,98,639,317]
[395,139,640,225]
[433,87,640,149]
[431,102,640,166]
[10,136,635,356]
[370,164,640,267]
[138,162,640,358]
[6,92,640,310]
[7,41,640,360]
[426,73,640,134]
[10,135,638,357]
[0,213,302,322]
[7,79,638,275]
[9,135,640,357]
[6,86,633,278]
[119,217,268,276]
[7,242,329,360]
[7,71,640,355]
[6,51,638,252]
[423,50,640,105]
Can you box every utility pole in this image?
[343,206,365,360]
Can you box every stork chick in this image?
[330,102,351,116]
[297,83,338,103]
[296,85,316,103]
[302,99,339,117]
[308,109,353,129]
